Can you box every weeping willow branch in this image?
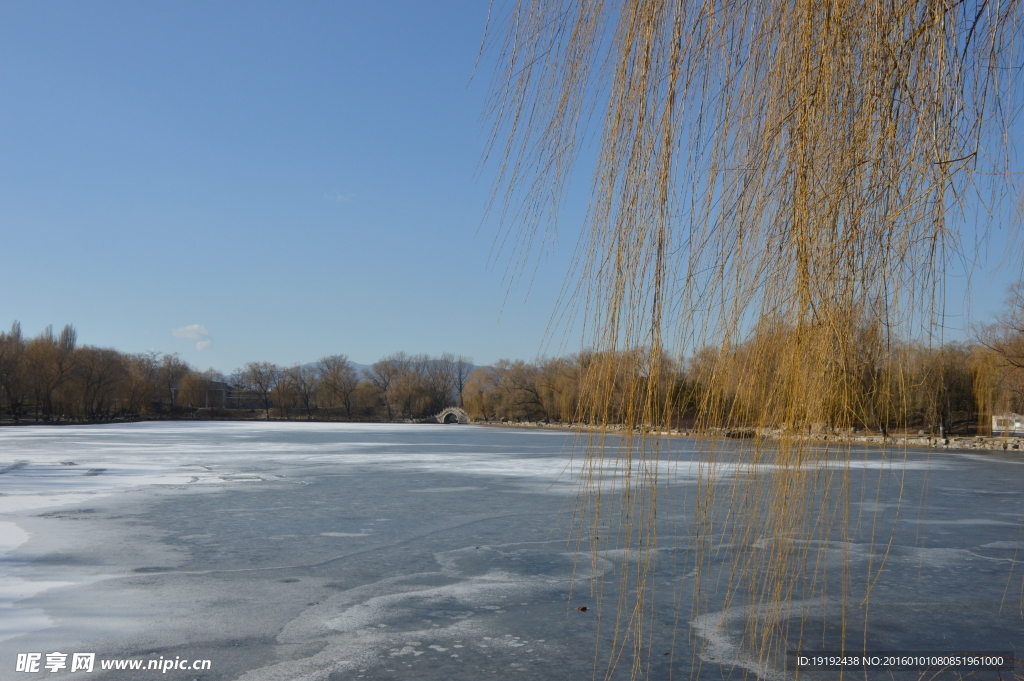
[487,0,1022,677]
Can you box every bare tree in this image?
[450,355,473,407]
[463,366,505,421]
[283,365,320,420]
[156,353,191,409]
[74,347,128,418]
[367,353,411,420]
[26,324,78,420]
[123,352,158,415]
[421,355,458,415]
[272,371,296,419]
[0,322,27,421]
[318,355,359,419]
[237,361,280,420]
[497,359,548,422]
[391,354,430,418]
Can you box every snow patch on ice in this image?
[0,521,77,642]
[0,522,28,555]
[692,600,829,680]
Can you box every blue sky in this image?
[0,1,587,371]
[0,2,1019,372]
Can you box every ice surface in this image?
[0,422,1020,680]
[0,521,72,644]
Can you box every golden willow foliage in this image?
[464,339,993,434]
[0,322,192,420]
[487,0,1022,677]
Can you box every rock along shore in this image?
[475,420,1024,452]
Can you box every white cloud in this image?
[172,324,210,340]
[324,192,356,203]
[172,324,213,350]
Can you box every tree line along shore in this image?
[4,289,1024,434]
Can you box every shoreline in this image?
[473,420,1024,453]
[4,415,1024,455]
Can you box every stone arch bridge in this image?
[436,407,472,424]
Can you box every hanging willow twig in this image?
[486,0,1022,678]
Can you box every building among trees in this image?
[991,413,1024,437]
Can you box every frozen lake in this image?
[0,422,1021,680]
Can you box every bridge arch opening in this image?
[442,412,461,424]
